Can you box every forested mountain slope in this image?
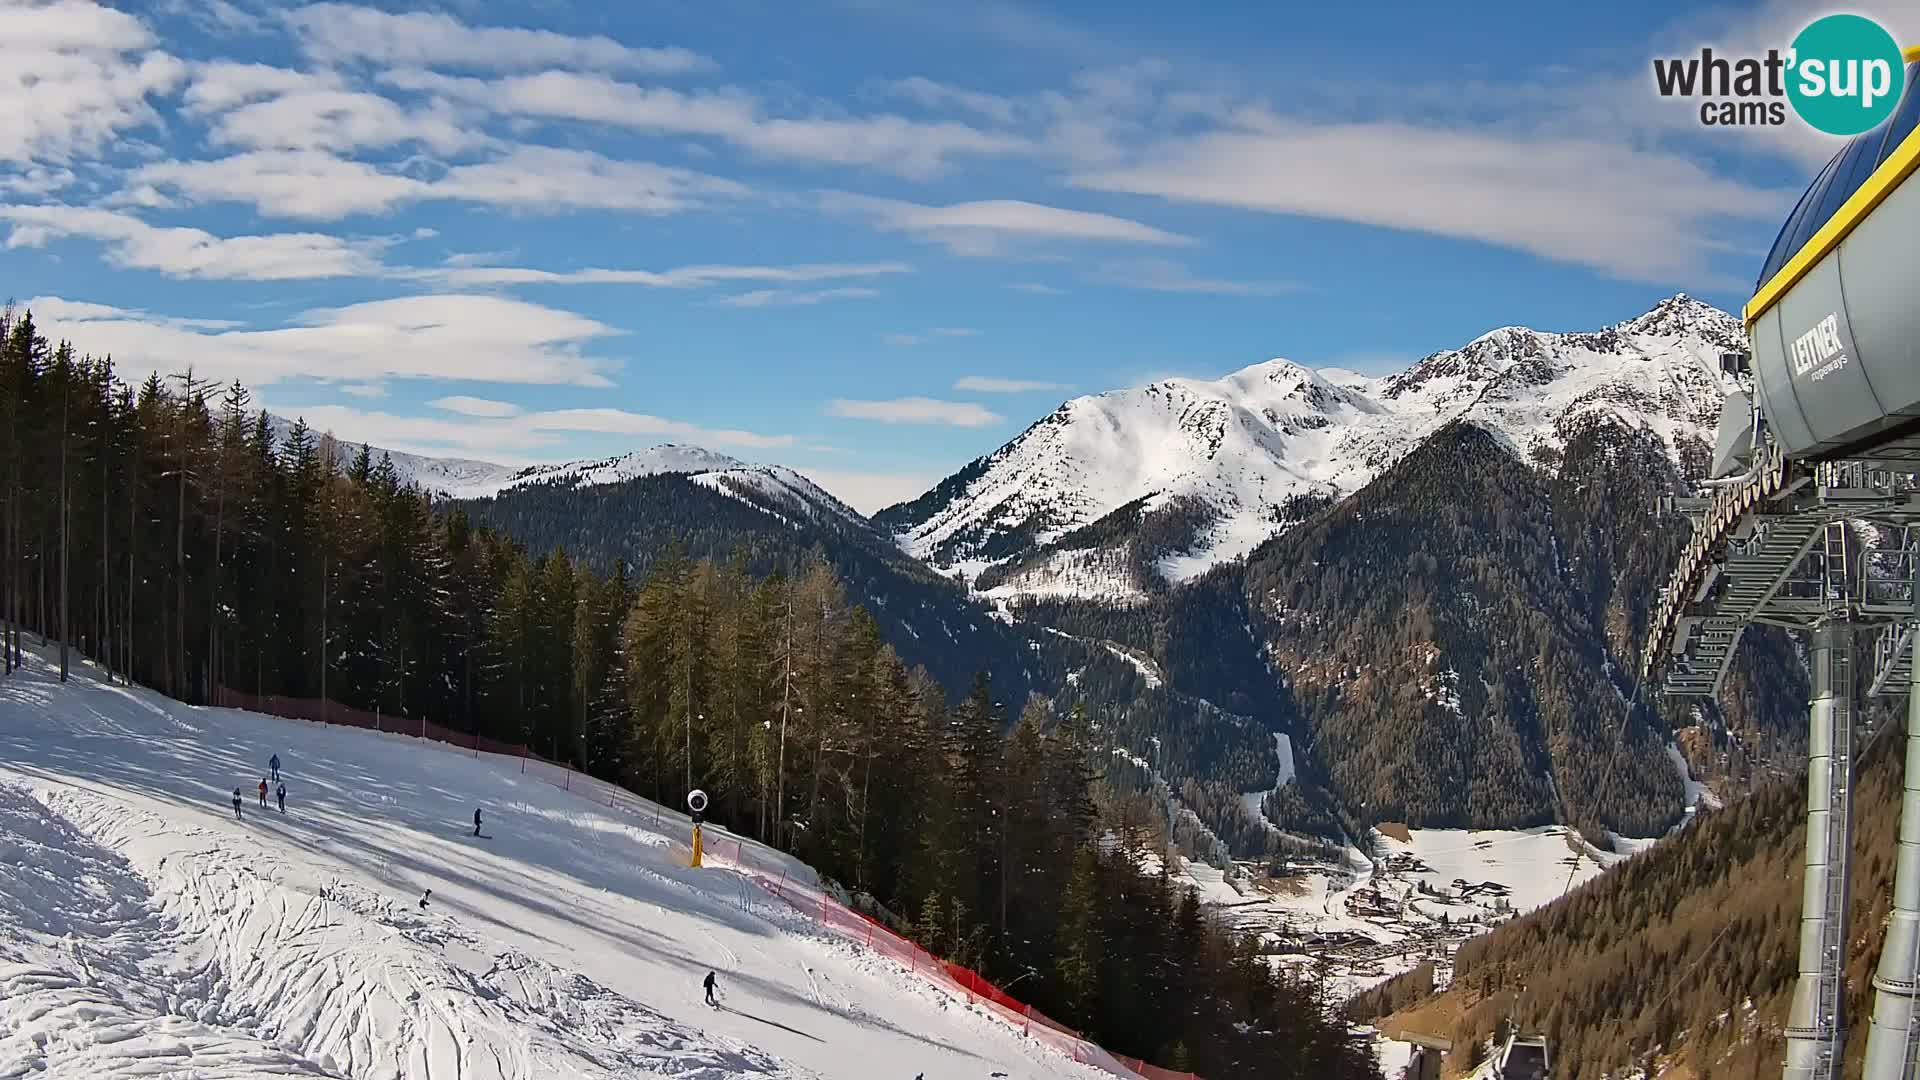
[1235,417,1805,836]
[244,295,1811,845]
[454,470,1058,706]
[1353,701,1905,1079]
[0,307,1380,1080]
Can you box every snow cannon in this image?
[1643,44,1920,1080]
[687,789,708,868]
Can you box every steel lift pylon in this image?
[1648,461,1920,1080]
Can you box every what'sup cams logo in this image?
[1653,13,1907,134]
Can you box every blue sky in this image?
[0,0,1905,510]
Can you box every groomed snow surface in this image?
[0,648,1117,1080]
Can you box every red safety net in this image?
[211,687,1201,1080]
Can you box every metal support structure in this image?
[1864,622,1920,1079]
[1786,616,1858,1080]
[1645,454,1920,1078]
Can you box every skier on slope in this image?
[473,807,483,837]
[418,889,432,910]
[258,778,269,808]
[704,970,719,1007]
[269,752,280,781]
[276,781,286,813]
[231,787,243,819]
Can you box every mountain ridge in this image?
[269,293,1790,845]
[877,293,1740,604]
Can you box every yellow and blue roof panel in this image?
[1748,50,1920,325]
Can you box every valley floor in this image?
[1162,821,1650,1078]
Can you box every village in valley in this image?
[1159,822,1624,1002]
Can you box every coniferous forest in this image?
[0,307,1380,1079]
[1351,698,1907,1079]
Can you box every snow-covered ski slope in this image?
[0,650,1117,1080]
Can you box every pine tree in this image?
[1056,845,1103,1026]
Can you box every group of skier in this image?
[231,758,286,819]
[221,749,739,1022]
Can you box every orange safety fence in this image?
[210,687,1201,1080]
[213,687,589,788]
[733,846,1201,1080]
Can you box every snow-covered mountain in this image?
[266,417,865,527]
[877,294,1743,602]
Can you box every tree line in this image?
[1351,695,1905,1078]
[0,306,1378,1079]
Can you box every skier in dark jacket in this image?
[275,781,286,813]
[269,753,280,781]
[231,787,243,819]
[258,778,268,807]
[704,970,718,1007]
[473,808,483,836]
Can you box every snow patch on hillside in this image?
[1239,733,1295,829]
[978,547,1151,604]
[1103,644,1163,689]
[1668,742,1724,814]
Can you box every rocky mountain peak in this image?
[1621,292,1744,347]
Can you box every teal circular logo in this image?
[1787,14,1906,136]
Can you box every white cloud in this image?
[1087,257,1306,296]
[183,61,483,154]
[430,395,522,417]
[792,466,946,515]
[953,375,1074,393]
[134,150,428,218]
[433,146,746,213]
[0,165,78,196]
[0,204,383,280]
[422,259,909,289]
[511,407,795,449]
[827,396,1002,427]
[29,292,618,388]
[286,4,712,75]
[1007,282,1065,295]
[164,0,267,35]
[0,0,185,165]
[883,77,1020,124]
[825,193,1189,255]
[102,182,174,207]
[715,287,879,308]
[885,326,978,346]
[339,382,386,398]
[181,61,332,113]
[262,401,800,462]
[21,296,240,331]
[1071,114,1790,284]
[134,146,745,220]
[383,68,1025,177]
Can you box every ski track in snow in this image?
[0,651,1114,1080]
